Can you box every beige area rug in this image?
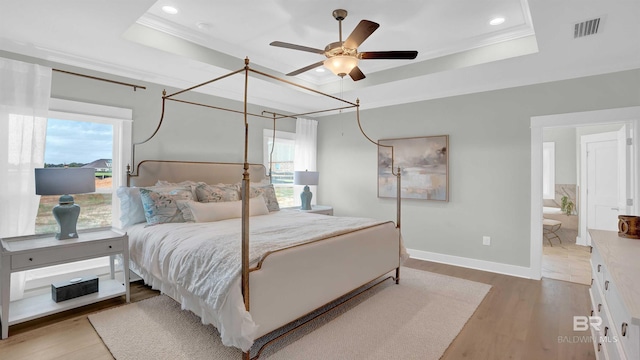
[89,268,491,359]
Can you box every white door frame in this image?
[529,106,640,280]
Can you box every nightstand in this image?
[283,205,333,216]
[0,227,130,339]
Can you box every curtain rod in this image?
[52,69,146,91]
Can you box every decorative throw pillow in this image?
[116,186,147,227]
[240,183,279,212]
[195,183,240,203]
[187,195,269,222]
[139,187,194,225]
[176,200,196,223]
[155,180,200,199]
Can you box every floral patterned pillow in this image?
[195,183,240,203]
[139,187,194,225]
[241,183,280,212]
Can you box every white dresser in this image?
[589,229,640,360]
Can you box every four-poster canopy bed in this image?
[122,58,405,359]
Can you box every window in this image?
[542,142,556,199]
[36,118,114,233]
[25,99,132,293]
[264,129,295,207]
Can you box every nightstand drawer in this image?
[11,239,123,270]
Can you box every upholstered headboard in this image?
[128,160,268,187]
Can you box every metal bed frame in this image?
[128,58,402,359]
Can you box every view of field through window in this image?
[35,118,113,234]
[266,135,295,207]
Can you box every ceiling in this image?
[1,0,638,115]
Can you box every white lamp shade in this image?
[35,168,96,195]
[323,55,359,77]
[294,171,319,186]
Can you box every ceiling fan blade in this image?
[343,20,380,49]
[286,61,325,76]
[360,51,418,60]
[270,41,324,54]
[349,66,366,81]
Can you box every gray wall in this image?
[1,50,296,171]
[4,50,639,269]
[317,69,640,268]
[543,127,577,185]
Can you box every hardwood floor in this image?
[0,260,596,360]
[542,228,592,285]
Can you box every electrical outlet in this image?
[483,236,491,246]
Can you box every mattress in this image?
[126,211,401,350]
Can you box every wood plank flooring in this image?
[0,260,596,360]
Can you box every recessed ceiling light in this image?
[196,22,212,31]
[162,6,178,15]
[489,17,505,26]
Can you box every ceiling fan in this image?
[270,9,418,81]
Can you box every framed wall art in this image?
[378,135,449,201]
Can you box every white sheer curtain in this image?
[0,57,52,301]
[293,118,318,206]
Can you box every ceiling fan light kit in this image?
[324,55,359,77]
[270,9,418,81]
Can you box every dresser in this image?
[589,229,640,360]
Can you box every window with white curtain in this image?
[542,142,556,200]
[25,98,132,294]
[263,129,296,207]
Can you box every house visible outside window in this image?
[542,142,556,199]
[264,129,295,207]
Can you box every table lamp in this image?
[294,170,319,210]
[35,168,96,239]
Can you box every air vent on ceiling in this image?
[574,18,601,38]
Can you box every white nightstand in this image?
[283,205,333,216]
[0,227,130,339]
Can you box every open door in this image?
[582,125,632,244]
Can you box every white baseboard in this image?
[408,248,534,279]
[576,236,587,246]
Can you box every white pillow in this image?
[187,195,269,222]
[116,186,146,227]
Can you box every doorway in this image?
[529,106,640,281]
[541,125,626,284]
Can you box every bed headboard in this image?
[128,160,269,187]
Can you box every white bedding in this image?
[127,211,398,351]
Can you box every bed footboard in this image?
[248,222,400,338]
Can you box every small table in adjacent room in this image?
[542,218,562,246]
[0,227,130,339]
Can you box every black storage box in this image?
[51,276,99,302]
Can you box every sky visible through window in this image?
[45,119,113,165]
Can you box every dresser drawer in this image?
[605,277,640,360]
[11,239,123,270]
[591,245,605,285]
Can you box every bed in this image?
[122,160,405,354]
[122,59,405,358]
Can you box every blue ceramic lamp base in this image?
[53,195,80,239]
[300,185,313,210]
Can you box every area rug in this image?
[89,267,491,359]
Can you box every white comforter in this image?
[127,211,392,351]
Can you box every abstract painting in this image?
[378,135,448,201]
